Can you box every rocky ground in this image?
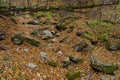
[0,11,120,80]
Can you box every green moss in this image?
[82,32,93,41]
[0,70,3,74]
[47,60,58,67]
[2,57,10,61]
[36,12,44,18]
[66,70,80,80]
[0,77,6,80]
[26,38,40,47]
[102,64,119,74]
[98,33,109,41]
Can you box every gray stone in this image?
[0,32,6,41]
[40,52,48,60]
[27,20,39,25]
[100,75,109,80]
[28,63,37,68]
[43,30,53,37]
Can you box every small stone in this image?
[99,75,109,80]
[40,52,48,60]
[51,38,57,42]
[55,33,60,37]
[24,48,29,52]
[65,38,71,43]
[43,19,50,25]
[0,45,7,50]
[43,30,53,37]
[27,20,39,25]
[58,51,63,54]
[62,57,71,68]
[0,31,6,41]
[28,63,37,68]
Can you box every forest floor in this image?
[0,11,120,80]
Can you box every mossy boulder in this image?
[11,33,25,45]
[90,55,119,74]
[106,42,120,51]
[26,38,40,47]
[66,70,81,80]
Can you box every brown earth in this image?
[0,12,120,80]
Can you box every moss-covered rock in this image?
[31,29,40,38]
[27,20,39,25]
[26,38,40,47]
[66,70,81,80]
[11,33,25,45]
[76,31,98,44]
[69,56,83,64]
[105,42,120,51]
[55,25,67,31]
[90,55,119,74]
[73,41,88,52]
[47,60,58,67]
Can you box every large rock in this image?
[106,42,120,51]
[90,55,119,74]
[73,41,88,52]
